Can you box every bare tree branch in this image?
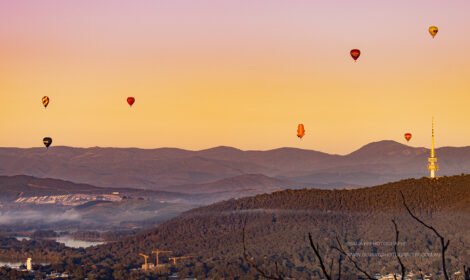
[400,191,450,280]
[392,220,406,280]
[274,261,286,279]
[418,269,425,280]
[337,255,342,280]
[329,257,334,278]
[242,216,284,280]
[308,233,333,280]
[331,236,375,280]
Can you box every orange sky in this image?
[1,0,469,154]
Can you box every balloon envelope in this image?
[428,26,438,38]
[43,137,52,148]
[42,96,50,108]
[404,133,412,142]
[297,124,305,139]
[350,49,361,61]
[127,97,135,107]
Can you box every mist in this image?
[0,209,81,225]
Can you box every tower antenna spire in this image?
[428,117,438,178]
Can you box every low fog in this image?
[0,209,81,225]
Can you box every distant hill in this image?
[166,174,296,194]
[1,141,470,191]
[0,175,107,200]
[86,175,470,278]
[0,175,196,230]
[0,175,190,201]
[163,174,319,203]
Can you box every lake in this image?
[54,236,105,248]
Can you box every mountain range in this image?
[1,141,469,192]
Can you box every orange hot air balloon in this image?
[404,133,412,142]
[350,49,361,61]
[127,97,135,107]
[297,124,305,139]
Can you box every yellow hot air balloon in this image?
[42,96,50,108]
[429,26,438,38]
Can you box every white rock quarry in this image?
[15,194,122,206]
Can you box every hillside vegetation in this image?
[80,175,470,279]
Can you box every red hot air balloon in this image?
[404,133,412,142]
[127,97,135,107]
[350,49,361,62]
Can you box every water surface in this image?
[54,236,105,248]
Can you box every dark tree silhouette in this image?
[331,236,374,280]
[391,220,405,280]
[400,191,450,280]
[307,233,341,280]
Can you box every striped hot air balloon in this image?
[42,96,50,108]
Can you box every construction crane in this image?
[139,253,150,271]
[169,256,193,266]
[152,249,172,267]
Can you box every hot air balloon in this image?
[404,133,412,142]
[42,96,50,108]
[297,124,305,139]
[127,97,135,107]
[43,137,52,148]
[350,49,361,61]
[428,26,438,38]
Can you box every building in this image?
[26,257,32,271]
[46,272,70,279]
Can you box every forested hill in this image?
[81,175,470,279]
[190,175,470,214]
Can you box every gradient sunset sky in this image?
[1,0,469,154]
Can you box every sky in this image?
[1,0,469,154]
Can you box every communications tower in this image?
[428,118,438,178]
